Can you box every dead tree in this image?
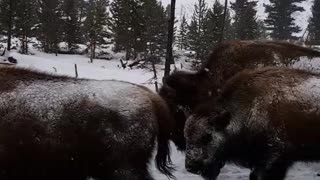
[164,0,176,80]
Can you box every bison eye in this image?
[200,134,212,144]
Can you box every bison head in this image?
[184,105,231,179]
[159,71,198,151]
[159,70,213,151]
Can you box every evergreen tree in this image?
[0,0,17,50]
[309,0,320,44]
[231,0,259,40]
[177,14,188,50]
[37,0,64,53]
[109,0,136,59]
[188,18,199,52]
[84,0,108,61]
[62,0,82,49]
[265,0,305,40]
[204,0,225,50]
[257,20,268,40]
[187,0,208,60]
[15,0,37,54]
[129,0,144,58]
[141,0,167,57]
[110,0,168,60]
[224,10,234,40]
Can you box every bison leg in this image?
[249,154,291,180]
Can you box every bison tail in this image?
[156,135,176,179]
[152,94,176,179]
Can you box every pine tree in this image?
[231,0,259,40]
[37,0,64,53]
[141,0,167,57]
[84,0,108,61]
[177,14,188,50]
[109,0,136,59]
[309,0,320,44]
[0,0,17,51]
[265,0,305,40]
[187,0,208,60]
[224,10,233,40]
[204,0,225,50]
[257,20,268,40]
[62,0,82,50]
[130,0,145,58]
[15,0,37,54]
[110,0,171,60]
[188,19,199,52]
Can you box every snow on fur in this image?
[3,51,320,179]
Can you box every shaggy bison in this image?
[184,67,320,180]
[0,67,177,180]
[160,40,320,151]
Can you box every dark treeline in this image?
[0,0,109,55]
[177,0,311,60]
[0,0,169,61]
[0,0,319,62]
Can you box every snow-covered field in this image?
[4,51,320,179]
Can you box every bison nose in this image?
[185,160,203,175]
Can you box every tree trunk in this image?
[44,43,48,53]
[125,45,131,60]
[7,0,13,51]
[25,34,28,54]
[220,0,228,43]
[90,44,94,63]
[90,39,95,63]
[93,41,96,59]
[152,57,159,92]
[164,0,176,79]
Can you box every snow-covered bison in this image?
[0,67,176,180]
[160,40,320,151]
[184,67,320,180]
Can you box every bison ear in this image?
[209,110,231,130]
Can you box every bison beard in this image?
[185,67,320,180]
[0,67,176,180]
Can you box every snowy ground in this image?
[5,51,320,179]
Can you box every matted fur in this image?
[160,40,320,151]
[185,67,320,180]
[0,67,175,180]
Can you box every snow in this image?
[161,0,314,37]
[295,76,320,108]
[11,51,153,86]
[2,50,319,179]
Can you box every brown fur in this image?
[202,40,320,96]
[0,67,74,92]
[0,67,176,179]
[219,67,315,102]
[160,40,320,151]
[185,67,320,180]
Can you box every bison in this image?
[160,40,320,151]
[184,67,320,180]
[0,67,177,180]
